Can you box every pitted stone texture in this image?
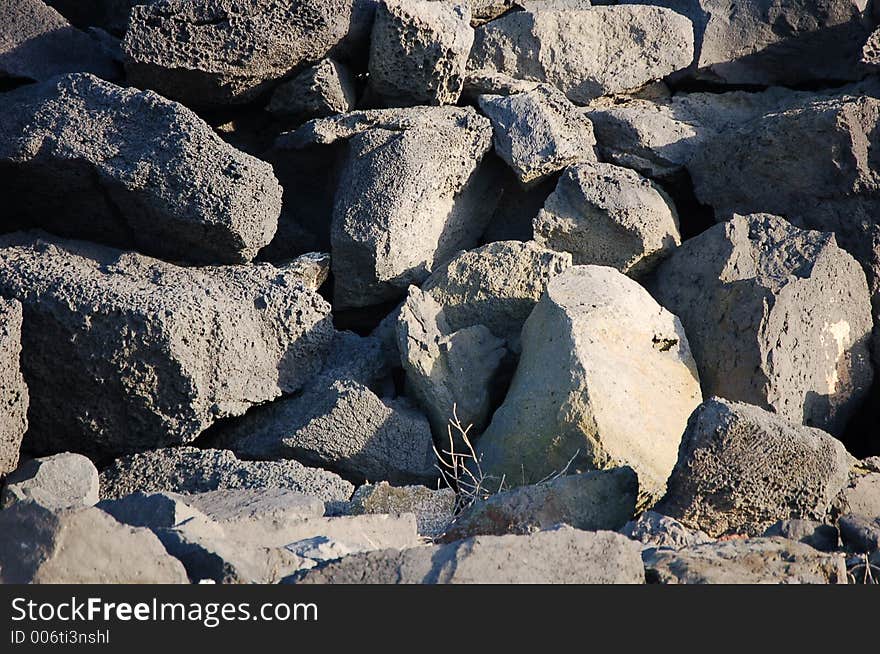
[650,213,873,437]
[0,74,282,264]
[268,59,357,121]
[345,482,456,538]
[0,234,333,458]
[0,299,27,479]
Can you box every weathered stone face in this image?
[0,299,27,479]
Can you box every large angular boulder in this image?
[100,448,354,503]
[442,467,638,541]
[0,299,27,479]
[0,0,118,82]
[291,525,645,583]
[122,0,374,106]
[418,240,572,351]
[658,398,853,537]
[2,453,99,510]
[468,6,694,104]
[643,537,848,584]
[368,0,474,106]
[534,162,681,277]
[622,0,874,86]
[475,265,702,504]
[0,503,188,583]
[687,95,880,280]
[0,234,333,458]
[477,84,598,186]
[397,287,506,439]
[0,74,282,265]
[650,213,874,437]
[288,107,495,308]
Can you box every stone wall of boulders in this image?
[2,0,880,584]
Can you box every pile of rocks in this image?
[2,0,880,584]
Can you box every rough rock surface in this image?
[0,234,333,458]
[621,511,713,551]
[418,240,572,351]
[343,482,456,538]
[658,398,853,537]
[99,448,354,503]
[2,453,99,510]
[0,299,27,479]
[0,74,282,265]
[764,519,839,552]
[477,84,598,185]
[476,265,702,504]
[841,468,880,517]
[623,0,874,86]
[368,0,474,106]
[122,0,374,106]
[0,0,118,82]
[644,537,848,584]
[443,467,638,541]
[534,162,681,276]
[839,514,880,553]
[468,6,694,104]
[291,526,645,583]
[651,213,874,437]
[0,503,188,583]
[268,59,357,121]
[397,287,506,439]
[288,106,495,308]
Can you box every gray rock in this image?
[397,287,506,440]
[97,492,208,529]
[344,482,456,538]
[419,240,572,351]
[839,514,880,553]
[687,95,880,283]
[841,468,880,517]
[122,0,374,107]
[534,162,680,276]
[442,467,638,541]
[368,0,474,106]
[99,447,354,503]
[658,398,853,537]
[462,70,541,100]
[0,503,188,583]
[180,489,325,535]
[477,84,598,186]
[0,234,333,458]
[0,74,282,265]
[764,520,839,552]
[863,26,880,67]
[0,299,27,479]
[267,59,357,122]
[650,213,874,437]
[2,453,99,511]
[622,0,873,86]
[44,0,152,35]
[644,537,848,584]
[0,0,118,82]
[621,511,713,551]
[468,6,694,104]
[291,525,645,583]
[475,265,702,504]
[299,106,495,308]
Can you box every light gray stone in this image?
[397,287,506,440]
[644,537,848,584]
[179,489,325,534]
[621,511,713,551]
[534,162,680,276]
[0,0,118,82]
[368,0,474,106]
[658,398,853,537]
[0,503,188,584]
[0,299,27,479]
[764,519,839,552]
[267,59,357,121]
[477,84,598,185]
[97,491,209,530]
[650,213,874,437]
[0,74,282,264]
[839,513,880,553]
[290,525,645,583]
[841,468,880,517]
[2,453,99,510]
[442,467,638,541]
[99,448,354,503]
[122,0,375,106]
[0,234,333,458]
[476,265,702,505]
[468,6,694,104]
[345,482,456,538]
